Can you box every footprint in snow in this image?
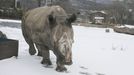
[79,71,91,75]
[65,70,71,73]
[79,66,90,75]
[44,65,54,68]
[80,66,88,70]
[96,73,105,75]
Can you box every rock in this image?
[0,31,7,39]
[0,39,18,60]
[113,26,134,35]
[105,28,110,33]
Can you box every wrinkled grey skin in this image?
[21,6,76,72]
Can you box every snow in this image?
[94,17,104,20]
[0,22,134,75]
[0,19,21,23]
[125,25,134,28]
[115,24,134,28]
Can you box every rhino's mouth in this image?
[59,45,72,65]
[65,60,73,65]
[64,47,72,65]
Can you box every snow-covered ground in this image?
[0,19,21,23]
[0,21,134,75]
[115,24,134,28]
[0,19,21,28]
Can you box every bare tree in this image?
[107,0,128,25]
[0,0,15,8]
[53,0,77,14]
[37,0,42,7]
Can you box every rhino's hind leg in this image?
[28,42,36,55]
[22,27,36,55]
[36,45,52,65]
[25,36,36,55]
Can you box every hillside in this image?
[70,0,106,10]
[57,0,107,13]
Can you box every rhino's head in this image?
[48,7,77,65]
[58,31,74,65]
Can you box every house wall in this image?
[89,12,107,24]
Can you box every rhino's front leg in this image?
[53,49,67,72]
[41,49,52,65]
[56,57,67,72]
[36,44,52,65]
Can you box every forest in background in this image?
[0,0,134,25]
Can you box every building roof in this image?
[94,17,104,19]
[90,10,107,14]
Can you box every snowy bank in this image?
[114,25,134,35]
[0,19,21,23]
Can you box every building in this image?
[94,16,104,24]
[89,10,107,24]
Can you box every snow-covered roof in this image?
[90,10,107,14]
[94,17,104,19]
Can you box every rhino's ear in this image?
[48,13,56,28]
[48,14,56,24]
[67,13,77,24]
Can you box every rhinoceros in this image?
[21,5,76,72]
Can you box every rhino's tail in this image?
[21,11,32,44]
